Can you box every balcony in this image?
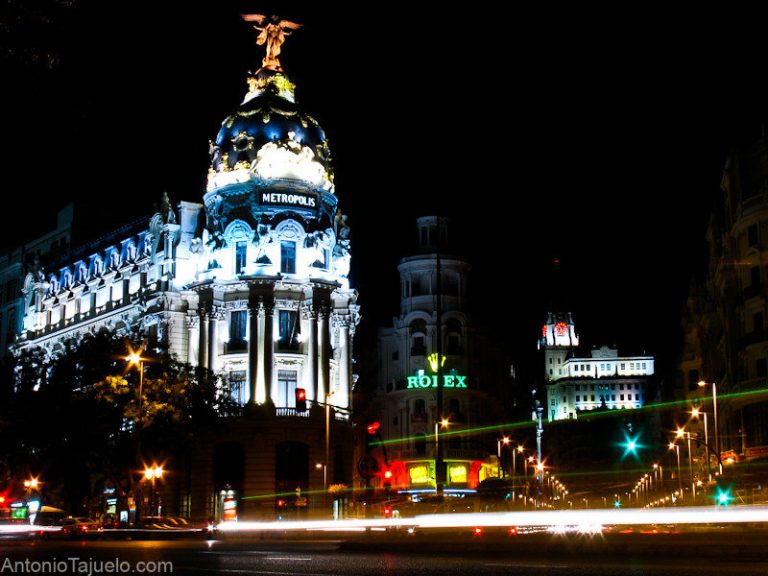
[275,407,310,418]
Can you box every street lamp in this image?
[698,380,721,475]
[497,436,510,478]
[126,348,147,433]
[691,406,711,481]
[324,390,335,516]
[143,464,164,517]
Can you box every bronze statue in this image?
[241,14,302,71]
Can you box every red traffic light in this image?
[383,470,393,480]
[296,388,306,400]
[367,421,380,434]
[0,496,5,504]
[276,499,286,507]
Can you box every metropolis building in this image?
[12,21,359,519]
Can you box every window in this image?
[414,399,426,415]
[749,224,759,247]
[449,398,460,415]
[562,396,566,403]
[576,395,580,401]
[751,265,761,288]
[620,394,625,401]
[278,310,299,351]
[235,241,247,274]
[551,399,555,406]
[277,370,298,407]
[591,395,595,401]
[229,310,247,351]
[754,312,764,333]
[757,358,768,378]
[280,241,296,274]
[412,335,426,356]
[621,363,625,370]
[230,370,246,404]
[392,350,399,361]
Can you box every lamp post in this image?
[497,436,510,478]
[692,407,712,482]
[669,442,682,499]
[143,465,163,517]
[698,380,721,475]
[126,348,147,438]
[324,390,334,516]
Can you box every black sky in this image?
[4,1,768,384]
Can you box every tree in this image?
[2,329,238,514]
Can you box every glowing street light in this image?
[698,380,721,475]
[125,347,148,430]
[497,436,510,469]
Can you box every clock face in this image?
[555,322,568,336]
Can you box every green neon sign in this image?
[406,374,467,389]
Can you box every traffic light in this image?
[366,421,380,435]
[295,388,307,412]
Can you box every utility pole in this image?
[435,217,445,495]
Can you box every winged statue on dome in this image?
[241,14,302,71]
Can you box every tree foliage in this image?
[0,329,237,513]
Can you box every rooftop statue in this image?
[241,14,302,71]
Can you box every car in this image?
[59,517,103,538]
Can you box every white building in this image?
[13,46,359,519]
[539,312,654,421]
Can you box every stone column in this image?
[303,305,318,404]
[198,308,208,370]
[187,315,199,366]
[208,308,220,374]
[318,306,330,404]
[337,316,351,410]
[248,301,261,404]
[263,300,275,405]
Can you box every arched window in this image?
[413,398,426,415]
[410,319,427,356]
[446,318,462,355]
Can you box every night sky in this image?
[4,2,768,385]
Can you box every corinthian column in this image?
[263,299,275,405]
[198,308,208,370]
[208,308,220,373]
[303,305,318,404]
[318,305,330,404]
[187,315,199,366]
[336,315,351,410]
[248,302,261,404]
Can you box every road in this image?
[1,535,767,576]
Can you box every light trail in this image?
[369,387,768,448]
[216,505,768,533]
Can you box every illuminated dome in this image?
[207,70,334,195]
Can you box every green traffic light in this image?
[620,434,642,460]
[715,487,732,506]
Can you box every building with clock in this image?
[539,311,654,421]
[370,217,507,495]
[11,22,359,521]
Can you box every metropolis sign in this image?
[406,374,467,389]
[260,191,317,209]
